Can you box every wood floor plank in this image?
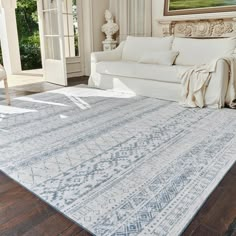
[59,224,92,236]
[22,213,78,236]
[189,224,221,236]
[199,187,236,234]
[182,162,236,235]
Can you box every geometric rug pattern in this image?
[0,87,236,236]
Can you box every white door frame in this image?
[0,0,21,75]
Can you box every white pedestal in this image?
[102,40,117,51]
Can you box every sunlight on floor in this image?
[15,97,68,107]
[0,69,44,88]
[50,86,137,99]
[68,96,91,110]
[0,104,37,114]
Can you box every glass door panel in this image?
[44,37,61,59]
[43,11,59,36]
[62,0,79,57]
[38,0,67,86]
[42,0,58,10]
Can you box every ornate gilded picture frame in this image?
[164,0,236,16]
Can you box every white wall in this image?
[92,0,110,51]
[81,0,109,75]
[152,0,236,37]
[152,0,164,36]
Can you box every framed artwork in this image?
[164,0,236,16]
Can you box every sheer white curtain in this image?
[109,0,152,42]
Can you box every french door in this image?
[37,0,67,86]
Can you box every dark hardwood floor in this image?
[0,171,91,236]
[183,163,236,236]
[0,77,236,236]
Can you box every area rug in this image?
[1,86,236,236]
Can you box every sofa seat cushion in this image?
[96,61,190,84]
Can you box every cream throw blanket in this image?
[180,57,236,108]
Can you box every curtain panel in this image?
[109,0,152,42]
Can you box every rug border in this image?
[172,158,236,235]
[0,170,96,236]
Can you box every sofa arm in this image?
[91,41,125,63]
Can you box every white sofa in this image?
[89,36,236,107]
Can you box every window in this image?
[42,0,61,60]
[62,0,79,57]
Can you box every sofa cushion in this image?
[173,37,236,66]
[96,61,190,84]
[122,36,174,62]
[138,51,179,66]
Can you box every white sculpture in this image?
[101,10,119,51]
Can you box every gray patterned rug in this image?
[0,86,236,236]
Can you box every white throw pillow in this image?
[122,36,174,62]
[138,51,179,66]
[173,37,236,66]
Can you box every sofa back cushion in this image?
[173,37,236,66]
[122,36,174,62]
